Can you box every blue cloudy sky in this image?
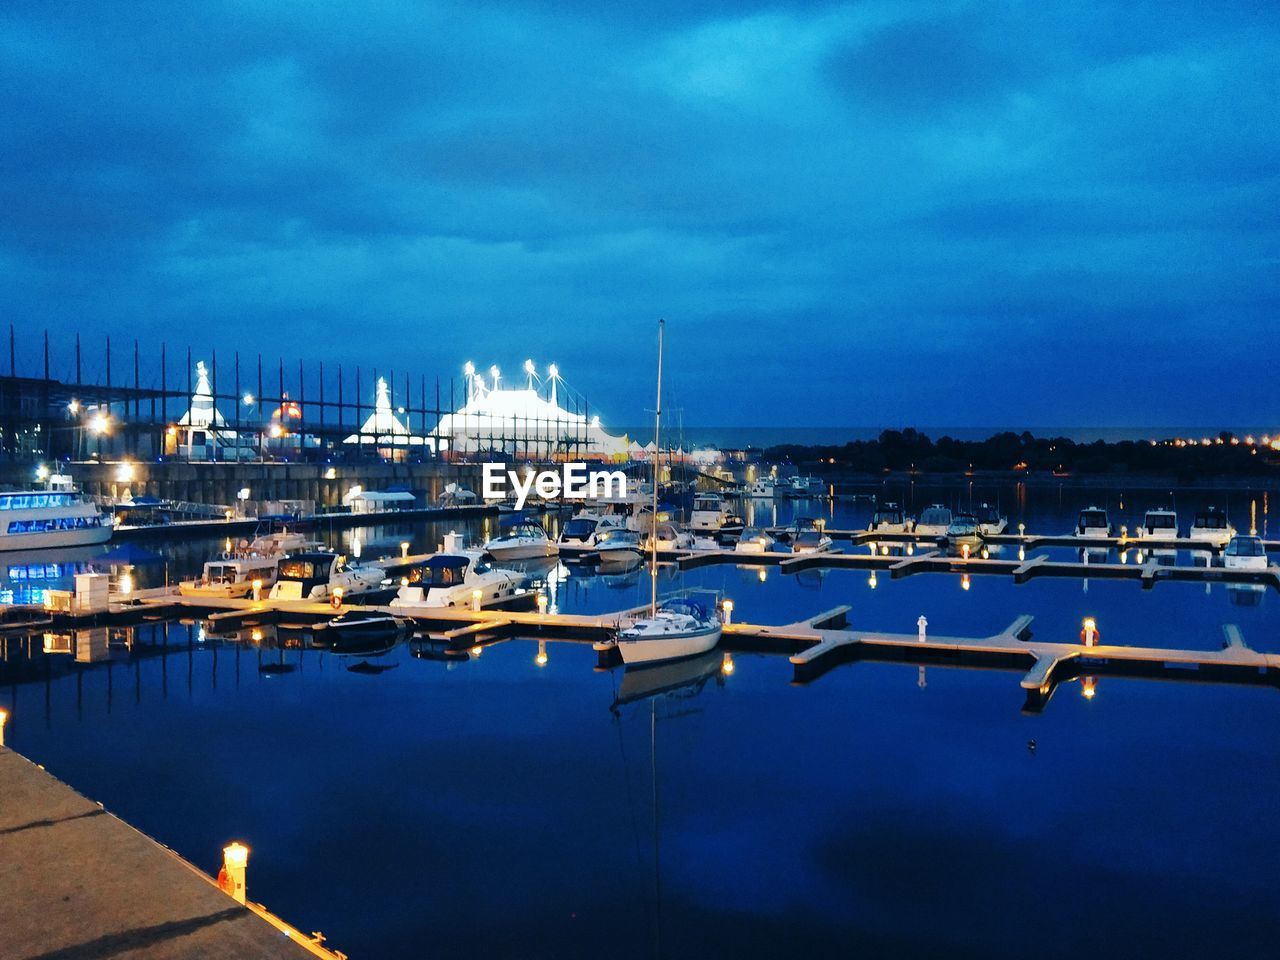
[2,1,1277,427]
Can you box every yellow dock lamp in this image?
[219,842,249,904]
[722,598,734,625]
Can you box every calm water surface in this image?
[3,483,1279,958]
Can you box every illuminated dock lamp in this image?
[961,543,970,560]
[1081,676,1098,700]
[1119,525,1128,542]
[219,842,250,905]
[980,546,990,560]
[721,652,735,676]
[535,639,548,667]
[251,579,263,602]
[1081,617,1099,647]
[471,589,483,612]
[536,593,549,615]
[917,615,928,643]
[330,587,344,610]
[118,572,133,596]
[324,467,337,480]
[906,543,915,556]
[722,598,734,625]
[0,706,8,747]
[1018,522,1026,537]
[880,544,890,556]
[400,541,410,559]
[1018,545,1025,561]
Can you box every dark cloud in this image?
[1,0,1277,427]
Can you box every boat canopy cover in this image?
[663,599,707,619]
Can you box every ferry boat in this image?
[0,483,111,552]
[914,505,953,538]
[616,598,722,667]
[869,503,913,534]
[1189,507,1234,546]
[483,519,558,561]
[268,551,385,601]
[1138,508,1179,540]
[1222,535,1268,571]
[1075,507,1112,539]
[975,503,1007,536]
[388,551,523,611]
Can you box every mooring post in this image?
[221,843,249,905]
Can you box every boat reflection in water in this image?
[610,648,727,712]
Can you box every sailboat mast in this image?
[650,319,663,616]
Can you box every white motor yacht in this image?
[483,519,558,560]
[1223,535,1268,571]
[180,554,281,598]
[790,528,833,554]
[689,493,741,534]
[914,504,953,538]
[647,522,696,552]
[268,551,385,601]
[594,527,645,564]
[975,503,1007,536]
[1138,508,1179,540]
[388,551,523,610]
[869,503,913,534]
[734,527,777,554]
[746,477,777,498]
[1075,507,1111,539]
[1189,508,1234,546]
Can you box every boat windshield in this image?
[693,496,722,510]
[279,558,330,580]
[874,509,903,524]
[205,564,238,584]
[598,529,639,545]
[1146,512,1176,529]
[412,556,471,586]
[502,522,545,540]
[1196,512,1228,530]
[1080,511,1108,528]
[1227,537,1264,557]
[562,518,597,539]
[949,517,978,534]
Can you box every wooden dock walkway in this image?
[0,749,341,960]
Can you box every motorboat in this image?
[1138,508,1179,540]
[0,482,111,552]
[942,514,983,554]
[1189,507,1234,545]
[593,527,645,564]
[746,477,777,498]
[790,527,833,554]
[782,476,826,498]
[483,519,558,561]
[1223,535,1268,571]
[734,527,777,554]
[615,598,722,667]
[689,493,742,534]
[975,503,1007,536]
[180,554,281,598]
[323,610,411,654]
[268,551,385,601]
[914,505,952,538]
[1075,507,1111,539]
[558,514,602,546]
[869,503,913,534]
[647,522,696,552]
[246,521,315,556]
[388,551,524,611]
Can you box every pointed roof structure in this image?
[344,377,425,446]
[178,361,231,431]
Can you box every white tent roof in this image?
[344,378,427,446]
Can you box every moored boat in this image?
[914,504,952,538]
[388,551,524,611]
[1189,507,1234,545]
[484,518,558,560]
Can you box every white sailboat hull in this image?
[618,624,722,666]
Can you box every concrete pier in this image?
[0,749,338,960]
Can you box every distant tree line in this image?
[758,429,1278,478]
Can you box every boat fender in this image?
[217,866,233,894]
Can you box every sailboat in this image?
[615,319,723,668]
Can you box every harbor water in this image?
[2,482,1278,958]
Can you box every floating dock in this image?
[0,749,341,959]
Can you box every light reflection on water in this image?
[1,482,1279,958]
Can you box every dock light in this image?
[1082,676,1097,700]
[35,464,49,481]
[536,593,548,614]
[868,571,878,589]
[1082,617,1098,646]
[224,509,235,521]
[119,573,133,596]
[400,577,409,588]
[221,843,249,905]
[1119,525,1128,541]
[917,616,927,642]
[721,652,735,676]
[0,707,8,747]
[471,588,483,612]
[906,543,915,556]
[981,546,989,560]
[815,518,826,532]
[399,541,410,559]
[961,543,970,560]
[330,587,344,610]
[470,644,483,657]
[67,399,80,415]
[722,598,734,624]
[961,574,971,591]
[1135,550,1144,564]
[1119,551,1128,564]
[880,544,889,556]
[251,579,263,601]
[535,639,548,667]
[1018,522,1025,537]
